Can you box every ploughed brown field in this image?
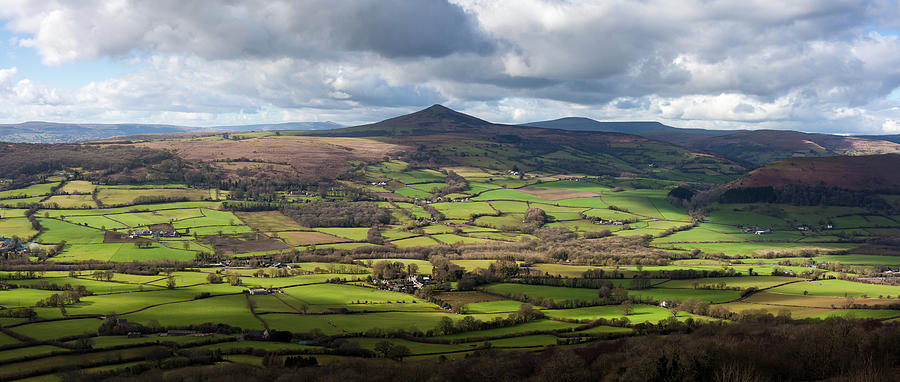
[135,136,409,178]
[518,187,602,200]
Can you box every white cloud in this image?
[0,0,899,133]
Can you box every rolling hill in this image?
[122,105,747,182]
[728,154,900,192]
[0,121,343,143]
[524,117,900,166]
[299,105,747,181]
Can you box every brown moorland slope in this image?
[137,136,408,178]
[728,154,900,191]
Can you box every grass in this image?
[431,202,496,219]
[0,345,66,362]
[96,188,209,207]
[34,218,105,244]
[768,280,900,298]
[434,319,578,340]
[124,294,263,329]
[0,183,58,199]
[627,288,741,303]
[809,309,900,320]
[482,283,599,303]
[657,276,798,290]
[0,217,39,239]
[314,227,370,241]
[282,284,430,307]
[544,304,688,323]
[465,300,530,313]
[391,236,440,247]
[41,194,97,209]
[12,318,102,340]
[58,181,95,194]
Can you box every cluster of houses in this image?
[741,226,772,235]
[245,287,284,295]
[0,237,41,255]
[591,219,625,226]
[375,275,435,292]
[370,181,388,187]
[128,228,180,239]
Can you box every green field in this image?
[768,280,900,298]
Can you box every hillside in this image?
[297,105,747,182]
[687,130,900,166]
[521,118,900,166]
[728,154,900,191]
[0,121,343,143]
[522,117,721,135]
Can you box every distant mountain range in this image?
[522,118,900,166]
[0,121,343,143]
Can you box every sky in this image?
[1,0,900,134]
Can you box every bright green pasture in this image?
[366,259,433,274]
[35,218,104,244]
[468,231,535,242]
[96,188,209,206]
[543,304,684,323]
[809,309,900,320]
[0,217,38,239]
[435,319,578,340]
[63,215,127,229]
[431,202,496,219]
[396,187,431,199]
[390,236,440,247]
[704,206,787,227]
[10,276,161,294]
[171,209,241,228]
[0,288,59,307]
[12,318,102,340]
[814,254,900,266]
[473,189,549,203]
[112,208,204,227]
[489,201,529,213]
[258,314,343,335]
[769,280,900,298]
[0,183,57,199]
[658,242,858,257]
[283,284,430,307]
[51,242,196,262]
[473,214,524,229]
[124,294,263,329]
[39,202,220,217]
[574,325,633,335]
[627,288,740,303]
[65,288,199,315]
[658,276,797,290]
[464,300,530,313]
[482,283,599,303]
[531,264,605,278]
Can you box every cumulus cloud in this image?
[0,0,898,133]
